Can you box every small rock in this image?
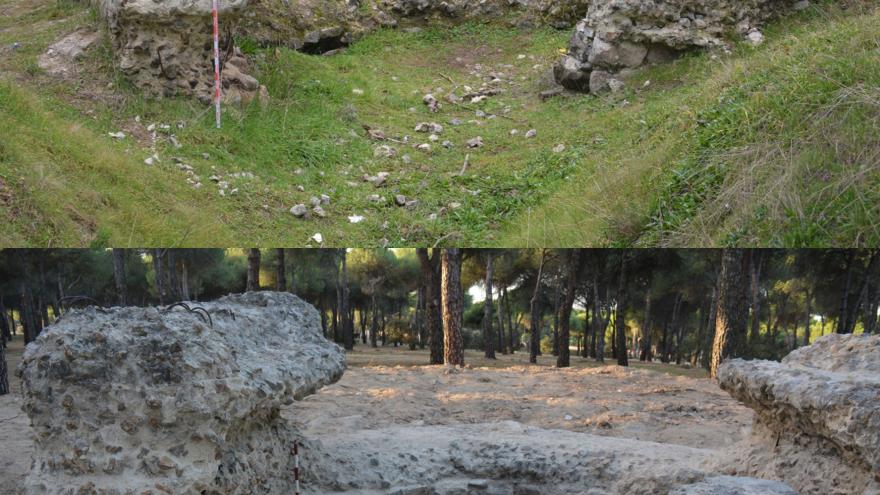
[467,137,484,148]
[352,88,364,95]
[415,122,443,134]
[553,144,566,153]
[374,145,397,159]
[310,233,323,244]
[309,196,321,207]
[746,29,765,46]
[348,215,365,224]
[290,204,308,218]
[525,129,537,138]
[394,195,407,206]
[423,94,440,113]
[108,131,126,139]
[312,206,327,218]
[416,143,432,152]
[320,194,331,205]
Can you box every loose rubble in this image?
[555,0,801,93]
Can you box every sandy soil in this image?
[0,344,752,494]
[294,348,752,451]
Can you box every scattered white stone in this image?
[564,414,574,421]
[320,194,331,205]
[467,137,484,148]
[309,196,321,207]
[428,134,440,142]
[394,194,407,206]
[374,145,397,159]
[525,129,537,138]
[423,94,440,112]
[312,206,327,218]
[352,88,364,95]
[348,215,365,224]
[416,143,432,152]
[553,144,567,153]
[415,122,443,134]
[108,131,126,139]
[290,204,308,217]
[311,233,323,244]
[746,29,765,45]
[510,129,519,136]
[442,141,453,149]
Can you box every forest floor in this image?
[0,340,752,493]
[1,0,878,246]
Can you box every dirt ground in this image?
[0,343,752,493]
[295,347,751,450]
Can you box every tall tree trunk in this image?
[370,295,378,348]
[0,334,7,396]
[552,271,561,356]
[247,248,261,292]
[803,289,812,347]
[166,250,180,301]
[483,253,496,359]
[557,250,581,368]
[418,249,444,364]
[581,303,591,359]
[505,287,515,353]
[592,274,606,362]
[341,251,353,351]
[441,249,464,366]
[112,248,127,306]
[710,249,749,378]
[152,249,167,305]
[180,259,191,301]
[837,250,855,334]
[275,249,287,291]
[616,254,629,367]
[529,250,548,364]
[672,294,685,364]
[497,288,507,354]
[640,290,652,361]
[748,249,764,344]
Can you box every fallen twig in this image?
[457,154,470,177]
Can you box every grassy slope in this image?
[505,4,880,247]
[0,0,877,247]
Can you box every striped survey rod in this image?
[211,0,221,128]
[293,440,301,495]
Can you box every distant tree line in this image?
[1,248,878,395]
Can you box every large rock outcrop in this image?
[18,291,345,495]
[92,0,267,102]
[717,334,880,495]
[554,0,801,93]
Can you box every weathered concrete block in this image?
[18,291,345,495]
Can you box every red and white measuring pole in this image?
[211,0,221,128]
[293,441,301,495]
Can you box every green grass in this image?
[0,0,877,246]
[506,3,880,247]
